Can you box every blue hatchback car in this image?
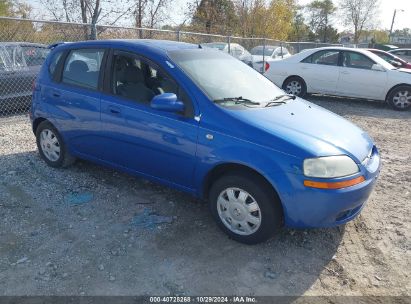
[31,40,381,244]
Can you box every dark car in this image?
[368,48,411,69]
[0,42,49,114]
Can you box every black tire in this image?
[36,121,75,168]
[282,76,307,97]
[209,173,283,244]
[387,85,411,111]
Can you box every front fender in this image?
[194,127,302,203]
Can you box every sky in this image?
[298,0,411,31]
[25,0,411,32]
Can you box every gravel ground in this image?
[0,96,410,297]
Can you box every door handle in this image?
[52,90,61,98]
[108,106,121,115]
[340,71,349,74]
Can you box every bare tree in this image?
[339,0,379,43]
[40,0,134,39]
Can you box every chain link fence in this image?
[0,16,342,118]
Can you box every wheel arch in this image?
[32,117,48,134]
[385,83,411,101]
[282,75,307,90]
[202,162,283,209]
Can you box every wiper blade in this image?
[214,96,260,106]
[264,94,296,107]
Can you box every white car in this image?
[250,45,291,72]
[201,42,253,66]
[264,47,411,110]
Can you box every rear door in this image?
[42,47,106,157]
[336,51,387,100]
[99,50,199,190]
[298,49,341,94]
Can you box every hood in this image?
[226,99,373,163]
[397,68,411,74]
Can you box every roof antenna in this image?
[198,44,202,49]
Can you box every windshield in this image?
[251,46,276,56]
[168,49,285,105]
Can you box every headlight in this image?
[303,155,359,178]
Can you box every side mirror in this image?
[150,93,184,113]
[390,60,401,68]
[371,64,385,72]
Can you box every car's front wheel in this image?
[282,76,307,97]
[387,85,411,111]
[36,121,75,168]
[209,173,283,244]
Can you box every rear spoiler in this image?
[48,42,66,49]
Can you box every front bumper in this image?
[280,147,381,228]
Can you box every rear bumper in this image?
[278,148,381,228]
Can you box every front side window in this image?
[302,50,339,66]
[111,53,192,115]
[62,49,104,90]
[168,49,285,105]
[342,51,375,70]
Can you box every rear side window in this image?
[62,49,104,90]
[22,46,49,66]
[302,50,339,66]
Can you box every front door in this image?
[99,50,199,190]
[337,51,387,100]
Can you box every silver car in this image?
[388,49,411,62]
[0,42,49,114]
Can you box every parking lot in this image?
[0,96,409,296]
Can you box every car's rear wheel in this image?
[282,76,307,97]
[209,173,283,244]
[387,85,411,111]
[36,121,75,168]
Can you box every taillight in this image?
[264,62,270,72]
[32,79,36,92]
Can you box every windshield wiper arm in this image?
[214,96,260,106]
[264,94,296,107]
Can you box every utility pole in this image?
[389,9,404,43]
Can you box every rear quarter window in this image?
[49,51,63,76]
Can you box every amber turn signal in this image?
[304,176,365,189]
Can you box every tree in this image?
[306,0,336,42]
[40,0,134,39]
[134,0,170,29]
[338,0,379,43]
[0,0,35,41]
[191,0,237,35]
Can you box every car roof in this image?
[54,39,198,53]
[252,45,281,48]
[389,48,411,51]
[0,42,47,47]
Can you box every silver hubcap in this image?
[286,80,302,95]
[40,129,61,162]
[217,187,261,236]
[393,90,411,108]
